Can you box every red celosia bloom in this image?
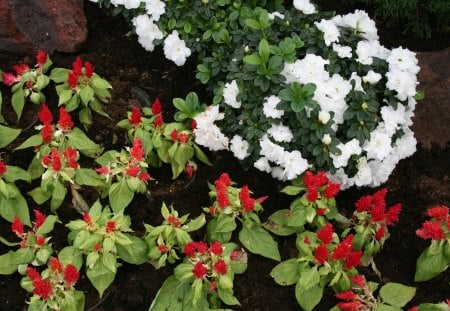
[72,57,83,76]
[27,267,41,281]
[151,98,162,115]
[385,203,402,225]
[218,173,231,187]
[332,235,353,261]
[64,264,80,285]
[84,61,94,78]
[83,213,92,226]
[324,182,340,198]
[416,221,446,240]
[184,241,196,258]
[129,106,142,127]
[36,51,48,67]
[349,275,365,287]
[0,161,6,175]
[96,167,110,175]
[38,103,53,125]
[304,236,310,244]
[196,241,208,254]
[372,188,388,208]
[126,166,140,177]
[230,251,240,260]
[304,171,328,188]
[178,133,189,144]
[50,257,63,273]
[345,250,362,269]
[33,278,53,300]
[335,290,358,301]
[170,129,178,142]
[217,189,230,208]
[370,204,386,223]
[2,72,19,86]
[139,172,151,181]
[190,119,197,130]
[306,186,318,202]
[374,226,386,240]
[317,223,334,244]
[36,235,45,246]
[50,147,61,171]
[192,261,207,279]
[213,259,228,275]
[106,221,116,232]
[317,208,326,216]
[355,195,372,212]
[42,154,51,166]
[158,244,168,253]
[408,307,419,311]
[153,114,164,127]
[130,138,145,162]
[58,107,74,131]
[93,243,102,252]
[239,186,255,212]
[256,195,268,204]
[209,206,216,215]
[209,241,223,256]
[41,123,53,143]
[314,244,328,265]
[63,147,78,169]
[12,216,24,237]
[167,215,181,227]
[337,301,364,311]
[185,164,195,179]
[210,281,217,292]
[67,71,79,88]
[26,80,33,90]
[427,206,449,221]
[13,64,29,75]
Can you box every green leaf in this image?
[80,86,95,105]
[87,262,116,297]
[217,287,240,306]
[259,39,271,61]
[3,165,31,183]
[270,258,300,286]
[148,275,191,311]
[193,144,212,165]
[51,180,67,211]
[264,209,298,236]
[66,127,103,158]
[95,150,118,167]
[239,225,280,261]
[79,107,93,128]
[295,283,323,311]
[0,248,34,274]
[0,125,21,148]
[280,185,303,196]
[91,74,112,90]
[0,190,31,226]
[50,68,70,83]
[215,214,237,233]
[379,282,416,308]
[183,214,206,232]
[375,303,403,311]
[14,133,43,151]
[35,215,58,236]
[11,88,25,120]
[58,88,73,105]
[297,266,320,292]
[109,179,134,213]
[116,235,148,264]
[243,55,262,65]
[28,186,51,205]
[75,168,105,187]
[60,290,85,311]
[415,245,448,281]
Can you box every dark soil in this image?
[0,2,449,311]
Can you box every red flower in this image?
[129,106,142,127]
[36,51,48,67]
[93,243,102,252]
[12,216,24,237]
[335,290,357,301]
[38,103,53,125]
[153,114,164,127]
[151,98,162,115]
[345,250,362,269]
[408,307,419,311]
[13,64,29,75]
[50,257,63,273]
[184,241,196,258]
[239,185,255,212]
[427,206,449,221]
[41,123,53,143]
[304,236,310,244]
[230,251,240,260]
[324,182,340,198]
[36,235,45,246]
[218,173,232,187]
[63,147,78,169]
[374,226,386,240]
[42,154,51,166]
[317,208,327,216]
[306,186,318,202]
[217,189,230,208]
[210,281,217,292]
[27,267,41,281]
[195,241,208,254]
[2,72,19,86]
[32,278,53,300]
[130,138,145,162]
[178,133,189,144]
[126,166,140,177]
[337,301,364,311]
[106,221,116,232]
[96,167,110,175]
[370,204,386,223]
[192,261,207,279]
[84,61,94,78]
[349,275,365,287]
[317,223,334,244]
[170,129,178,142]
[139,172,151,182]
[58,107,74,131]
[83,213,92,225]
[64,264,80,285]
[314,244,328,265]
[167,215,181,227]
[209,241,223,256]
[158,244,168,253]
[213,259,228,275]
[0,161,7,175]
[185,164,195,179]
[372,188,388,208]
[385,203,402,225]
[416,221,446,240]
[190,119,197,130]
[332,235,353,261]
[355,196,372,212]
[50,147,61,171]
[72,57,83,76]
[67,71,79,88]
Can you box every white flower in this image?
[282,54,329,85]
[356,40,374,65]
[363,70,382,84]
[387,47,420,74]
[254,157,272,173]
[315,19,340,46]
[350,72,364,92]
[318,110,330,124]
[123,0,141,9]
[324,74,352,100]
[230,135,250,160]
[268,11,285,20]
[271,166,287,181]
[333,10,378,41]
[363,129,393,161]
[280,150,309,180]
[322,134,332,145]
[263,95,284,119]
[193,106,229,151]
[132,15,163,52]
[145,0,166,21]
[259,135,285,164]
[329,168,354,190]
[293,0,317,14]
[385,69,418,101]
[369,156,399,186]
[267,123,294,143]
[331,139,362,168]
[332,44,352,58]
[223,80,241,109]
[392,129,416,159]
[381,104,406,136]
[163,30,191,66]
[354,157,372,187]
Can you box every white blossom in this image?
[281,54,330,85]
[132,15,163,52]
[268,11,285,20]
[163,30,191,66]
[386,69,418,101]
[363,70,382,84]
[332,44,352,58]
[322,134,332,145]
[267,123,294,143]
[363,129,393,161]
[369,156,399,187]
[315,19,340,46]
[293,0,317,15]
[223,80,241,109]
[331,139,362,168]
[254,157,272,173]
[259,135,285,164]
[332,10,378,41]
[387,47,420,74]
[318,110,331,124]
[230,135,250,160]
[392,129,416,159]
[145,0,166,21]
[193,106,229,151]
[280,150,309,180]
[381,104,406,136]
[354,157,372,187]
[263,95,284,119]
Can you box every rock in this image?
[0,0,87,54]
[412,48,450,149]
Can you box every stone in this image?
[412,47,450,150]
[0,0,87,54]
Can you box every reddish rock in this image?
[0,0,87,54]
[413,48,450,150]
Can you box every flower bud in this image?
[318,111,330,124]
[322,134,332,145]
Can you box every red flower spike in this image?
[185,164,195,179]
[355,195,372,212]
[317,223,334,244]
[372,188,388,208]
[12,216,24,237]
[34,210,47,231]
[126,166,140,177]
[32,278,53,300]
[178,133,189,144]
[58,107,74,131]
[36,235,45,246]
[49,257,63,273]
[335,290,358,301]
[218,173,231,187]
[304,236,310,244]
[2,72,19,86]
[139,172,151,182]
[36,51,48,67]
[306,186,319,202]
[317,208,327,216]
[209,241,223,256]
[195,241,208,254]
[129,106,142,127]
[170,129,178,142]
[64,264,80,286]
[416,221,446,240]
[13,64,29,75]
[209,206,216,215]
[130,138,145,162]
[332,235,353,261]
[38,103,53,124]
[42,154,51,167]
[0,161,7,175]
[84,61,94,78]
[370,204,386,223]
[324,181,340,198]
[337,301,364,311]
[217,189,230,208]
[314,244,328,266]
[26,267,41,281]
[239,185,255,212]
[158,244,168,253]
[72,57,83,76]
[315,171,329,187]
[427,206,449,221]
[374,226,386,240]
[349,275,365,287]
[408,307,419,311]
[41,123,53,143]
[167,215,181,227]
[190,119,197,130]
[106,221,116,232]
[192,261,207,279]
[184,241,196,258]
[153,114,164,127]
[50,147,61,171]
[230,251,240,260]
[151,98,162,115]
[83,213,92,225]
[213,259,228,275]
[385,204,402,225]
[96,167,110,175]
[345,250,362,269]
[67,71,79,88]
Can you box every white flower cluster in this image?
[132,15,163,52]
[293,0,317,15]
[193,106,229,151]
[163,30,192,66]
